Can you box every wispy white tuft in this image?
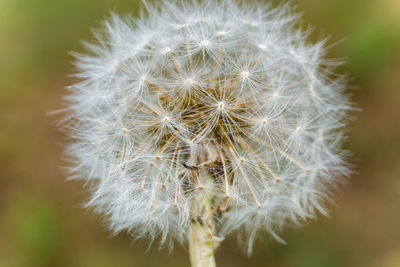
[62,0,353,252]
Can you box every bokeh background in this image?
[1,0,399,266]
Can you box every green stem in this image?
[188,175,217,267]
[189,219,216,267]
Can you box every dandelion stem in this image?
[188,177,217,267]
[189,220,216,267]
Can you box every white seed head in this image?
[62,0,353,252]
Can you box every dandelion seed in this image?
[201,40,209,47]
[258,44,266,50]
[217,31,226,37]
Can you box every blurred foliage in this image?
[0,0,399,266]
[2,194,62,266]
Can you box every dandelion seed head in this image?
[62,0,353,252]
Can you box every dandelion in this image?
[62,0,353,266]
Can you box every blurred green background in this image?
[0,0,399,266]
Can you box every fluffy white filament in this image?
[63,0,352,252]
